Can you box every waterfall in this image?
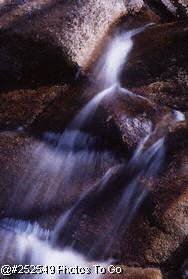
[93,24,153,89]
[0,23,180,278]
[52,136,165,259]
[88,137,165,258]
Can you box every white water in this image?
[54,136,165,258]
[0,23,181,278]
[93,24,153,89]
[0,220,103,279]
[173,110,185,121]
[7,25,151,217]
[16,234,102,279]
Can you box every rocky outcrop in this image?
[118,20,188,112]
[0,129,123,227]
[0,2,187,134]
[87,20,188,114]
[0,0,130,70]
[0,84,84,134]
[0,29,78,91]
[0,0,187,81]
[102,86,169,150]
[131,80,188,112]
[0,85,68,131]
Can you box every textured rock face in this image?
[124,21,188,86]
[131,80,188,111]
[0,0,187,75]
[0,84,84,133]
[0,0,131,68]
[120,20,188,112]
[0,29,78,91]
[101,87,169,151]
[0,85,67,131]
[1,1,185,139]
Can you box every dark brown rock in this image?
[118,120,188,277]
[98,86,169,151]
[28,84,164,153]
[27,84,83,135]
[0,30,78,92]
[122,20,188,87]
[131,80,188,111]
[120,21,188,112]
[0,85,68,131]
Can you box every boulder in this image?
[0,0,135,70]
[131,80,188,112]
[117,120,188,277]
[120,21,188,111]
[2,0,187,86]
[122,20,188,87]
[0,29,78,92]
[102,86,169,150]
[0,85,69,131]
[28,84,164,152]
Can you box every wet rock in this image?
[131,80,188,111]
[0,130,122,227]
[3,0,185,79]
[181,259,188,279]
[0,1,186,90]
[118,120,188,277]
[28,84,159,153]
[20,84,82,134]
[0,2,187,278]
[0,81,89,137]
[0,1,156,92]
[120,21,188,111]
[52,118,187,278]
[0,131,64,223]
[0,85,68,131]
[147,123,188,258]
[101,86,169,151]
[105,92,155,150]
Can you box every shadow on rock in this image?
[0,30,78,92]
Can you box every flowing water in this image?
[0,24,184,278]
